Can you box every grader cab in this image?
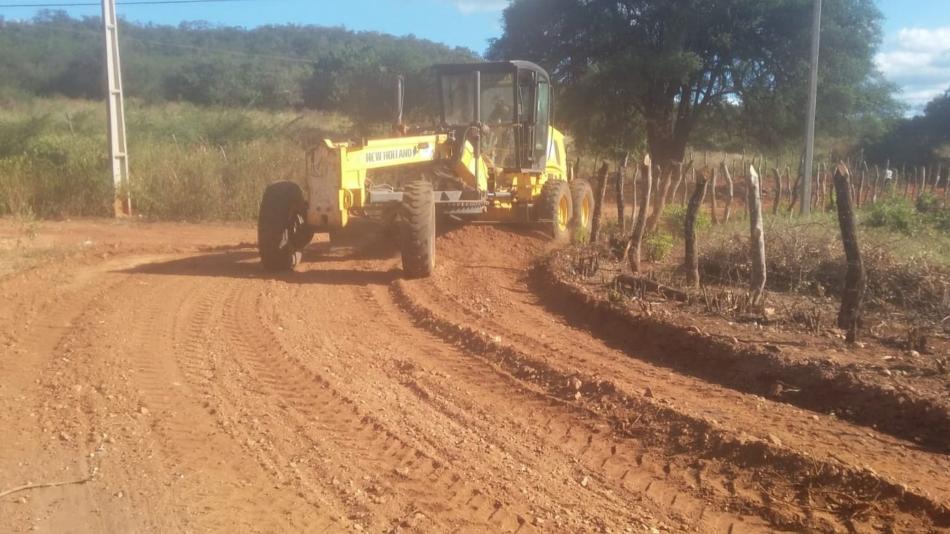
[257,61,594,277]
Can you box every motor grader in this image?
[257,60,594,277]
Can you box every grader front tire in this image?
[538,179,573,242]
[400,180,436,278]
[258,181,312,272]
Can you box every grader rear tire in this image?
[400,180,436,278]
[538,179,573,242]
[569,179,594,243]
[258,181,312,272]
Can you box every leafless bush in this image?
[699,220,949,322]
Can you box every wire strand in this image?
[0,0,259,7]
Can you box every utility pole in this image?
[102,0,131,217]
[801,0,822,216]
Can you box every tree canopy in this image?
[488,0,901,166]
[0,11,477,123]
[866,87,950,165]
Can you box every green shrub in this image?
[926,205,950,231]
[865,197,919,234]
[915,192,940,214]
[644,232,674,262]
[663,204,710,237]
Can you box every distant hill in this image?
[0,11,478,121]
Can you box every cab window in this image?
[441,72,515,126]
[441,73,474,125]
[533,79,551,167]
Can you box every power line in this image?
[0,0,258,7]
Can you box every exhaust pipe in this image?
[394,75,405,133]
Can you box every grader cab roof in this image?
[432,60,550,84]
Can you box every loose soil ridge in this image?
[536,250,950,454]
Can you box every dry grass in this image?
[0,97,353,220]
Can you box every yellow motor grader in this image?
[257,60,594,277]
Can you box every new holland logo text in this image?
[365,147,417,164]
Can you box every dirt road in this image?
[0,219,947,533]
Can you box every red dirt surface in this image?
[0,218,947,533]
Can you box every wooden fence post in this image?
[748,165,767,305]
[941,164,948,203]
[710,166,720,224]
[646,164,673,234]
[588,162,610,243]
[832,163,866,344]
[932,163,942,194]
[903,164,910,198]
[884,159,891,199]
[684,166,694,205]
[746,165,766,306]
[631,163,640,220]
[669,160,691,207]
[857,161,867,207]
[685,171,709,288]
[722,161,734,223]
[788,167,802,214]
[849,168,857,206]
[626,154,653,274]
[772,166,783,214]
[871,164,880,204]
[616,152,630,232]
[819,161,826,208]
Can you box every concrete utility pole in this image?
[801,0,822,216]
[102,0,131,217]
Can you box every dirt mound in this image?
[537,250,950,453]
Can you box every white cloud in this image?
[877,27,950,114]
[446,0,507,15]
[892,27,950,53]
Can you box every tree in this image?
[866,87,950,166]
[488,0,892,168]
[0,12,476,117]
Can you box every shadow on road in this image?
[120,237,401,287]
[121,220,546,287]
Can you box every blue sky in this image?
[875,0,950,112]
[2,0,948,112]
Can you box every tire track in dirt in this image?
[385,226,949,532]
[0,256,146,392]
[390,276,950,532]
[208,279,359,530]
[108,274,316,532]
[434,228,950,463]
[212,271,544,533]
[356,282,759,533]
[420,254,950,496]
[0,259,169,532]
[253,256,664,532]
